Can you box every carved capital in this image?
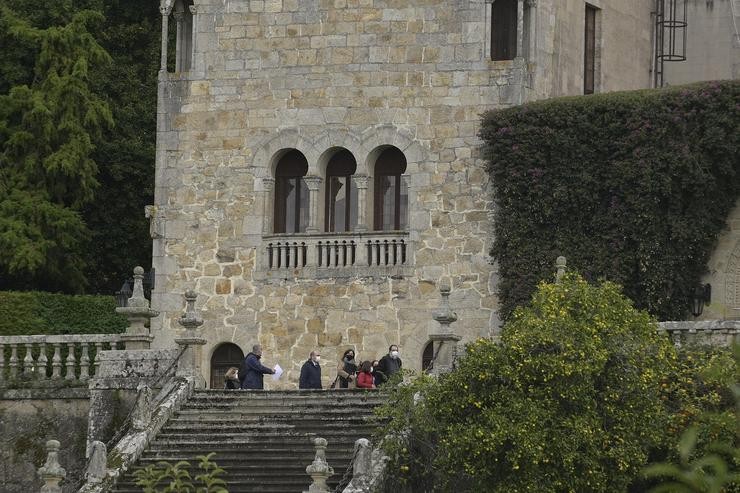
[262,177,275,191]
[304,176,322,191]
[353,174,369,189]
[188,4,197,14]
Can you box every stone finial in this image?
[178,290,204,331]
[116,266,158,350]
[432,280,457,334]
[304,437,334,493]
[38,440,66,493]
[343,438,373,492]
[86,441,107,484]
[131,384,153,431]
[555,256,567,283]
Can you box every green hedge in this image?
[481,80,740,320]
[0,291,127,335]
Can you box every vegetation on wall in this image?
[0,291,126,335]
[481,80,740,320]
[377,274,738,492]
[0,1,158,295]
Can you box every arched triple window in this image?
[274,150,309,233]
[210,343,244,389]
[374,147,408,231]
[325,150,358,232]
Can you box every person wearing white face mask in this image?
[376,344,402,385]
[299,350,322,389]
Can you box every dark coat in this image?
[240,353,273,390]
[224,378,240,389]
[377,354,402,385]
[299,359,322,389]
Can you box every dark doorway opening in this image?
[210,343,244,389]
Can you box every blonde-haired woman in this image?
[224,367,240,389]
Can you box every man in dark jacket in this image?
[376,344,402,385]
[240,344,275,390]
[298,350,322,389]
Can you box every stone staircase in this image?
[112,389,385,493]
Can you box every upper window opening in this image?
[172,0,194,72]
[373,147,408,232]
[584,4,598,94]
[491,0,517,61]
[274,150,309,234]
[325,150,358,233]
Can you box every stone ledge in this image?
[0,387,90,400]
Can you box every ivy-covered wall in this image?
[0,291,127,335]
[481,80,740,320]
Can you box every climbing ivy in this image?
[481,80,740,320]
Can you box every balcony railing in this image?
[0,334,125,385]
[260,232,412,279]
[658,320,739,346]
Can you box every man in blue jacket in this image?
[298,350,322,389]
[239,344,275,390]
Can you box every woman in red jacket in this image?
[356,360,375,389]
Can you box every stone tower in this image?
[150,0,654,388]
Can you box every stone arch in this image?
[359,124,424,176]
[251,129,321,177]
[313,129,363,174]
[209,342,244,389]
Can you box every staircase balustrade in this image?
[0,335,125,385]
[658,320,739,346]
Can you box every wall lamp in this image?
[691,283,711,317]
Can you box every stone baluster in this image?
[262,178,275,234]
[116,266,158,350]
[304,437,333,493]
[38,439,66,493]
[304,176,322,234]
[79,343,90,381]
[354,174,369,232]
[9,343,18,378]
[429,280,461,376]
[51,343,62,379]
[36,343,48,379]
[23,343,34,377]
[65,343,76,380]
[93,342,104,376]
[175,290,207,386]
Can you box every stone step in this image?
[149,434,372,447]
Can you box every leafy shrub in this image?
[0,291,126,335]
[133,453,227,493]
[378,274,676,492]
[481,80,740,320]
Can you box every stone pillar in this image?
[430,280,461,376]
[516,0,525,60]
[85,441,107,484]
[158,3,171,74]
[555,256,567,283]
[263,178,275,234]
[354,174,369,232]
[343,438,372,492]
[304,176,322,234]
[526,0,537,60]
[175,290,207,387]
[116,266,158,350]
[38,440,66,493]
[304,437,334,493]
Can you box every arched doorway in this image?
[421,341,434,373]
[210,343,244,389]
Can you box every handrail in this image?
[0,334,124,344]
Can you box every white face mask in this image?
[391,350,399,358]
[314,356,321,363]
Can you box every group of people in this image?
[224,344,403,390]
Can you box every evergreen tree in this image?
[0,7,113,292]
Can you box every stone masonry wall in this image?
[151,0,657,388]
[0,389,90,493]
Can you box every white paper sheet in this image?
[272,364,283,380]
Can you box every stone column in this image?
[263,178,275,234]
[158,3,171,75]
[526,0,537,60]
[173,10,184,72]
[516,0,525,60]
[430,281,461,376]
[354,174,369,232]
[116,267,158,350]
[304,176,322,234]
[175,290,207,387]
[38,440,66,493]
[304,437,333,493]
